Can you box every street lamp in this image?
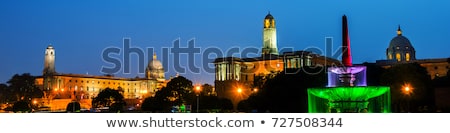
[402,83,413,112]
[195,85,201,113]
[237,88,242,94]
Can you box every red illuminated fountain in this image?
[328,15,366,87]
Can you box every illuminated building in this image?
[214,12,339,110]
[35,45,167,111]
[386,26,416,62]
[376,26,450,79]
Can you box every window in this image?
[388,53,393,60]
[405,53,410,61]
[396,53,401,62]
[396,46,400,50]
[435,66,438,70]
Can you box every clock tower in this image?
[262,12,278,55]
[43,44,56,75]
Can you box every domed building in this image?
[377,26,449,79]
[34,39,161,111]
[386,26,416,62]
[146,53,166,89]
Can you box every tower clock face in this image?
[265,19,270,28]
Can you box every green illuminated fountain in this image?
[307,15,391,113]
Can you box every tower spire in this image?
[342,15,352,67]
[153,52,157,60]
[397,25,402,36]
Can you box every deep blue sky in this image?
[1,0,449,85]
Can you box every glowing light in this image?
[33,100,37,104]
[402,83,413,95]
[195,86,201,92]
[54,88,58,91]
[406,53,410,62]
[237,88,242,93]
[61,88,64,92]
[254,88,258,92]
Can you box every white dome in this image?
[148,59,163,70]
[146,53,165,80]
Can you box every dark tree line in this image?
[239,67,327,113]
[91,87,126,113]
[141,76,232,112]
[1,73,43,112]
[0,73,43,103]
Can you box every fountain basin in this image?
[308,86,389,101]
[307,86,391,113]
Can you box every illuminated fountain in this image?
[307,15,391,113]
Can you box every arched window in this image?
[388,53,393,60]
[405,53,410,61]
[396,53,401,62]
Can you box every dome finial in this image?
[397,25,402,36]
[153,52,157,60]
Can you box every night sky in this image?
[1,0,449,85]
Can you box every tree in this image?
[380,63,434,112]
[0,83,10,103]
[159,76,193,105]
[92,88,125,112]
[7,73,43,101]
[241,67,327,113]
[66,101,81,113]
[13,100,31,113]
[141,97,170,112]
[362,62,386,86]
[201,84,215,96]
[141,76,194,112]
[195,96,233,112]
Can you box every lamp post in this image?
[195,85,201,113]
[403,84,413,112]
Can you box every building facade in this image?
[214,13,340,109]
[35,45,167,111]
